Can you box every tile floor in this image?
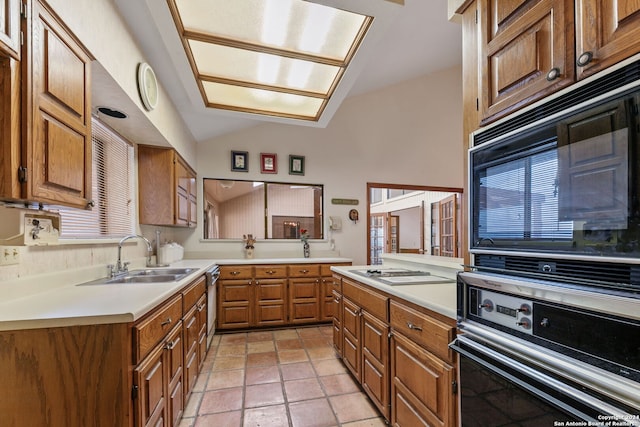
[179,325,386,427]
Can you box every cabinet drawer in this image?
[389,300,455,363]
[220,266,253,280]
[254,265,288,278]
[289,264,320,277]
[134,295,183,363]
[343,278,388,321]
[182,275,206,311]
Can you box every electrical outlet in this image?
[0,246,20,266]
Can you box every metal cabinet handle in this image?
[266,270,276,274]
[577,51,593,67]
[230,271,241,275]
[299,269,309,274]
[164,339,178,350]
[407,321,422,331]
[546,67,560,81]
[197,303,206,312]
[161,317,172,326]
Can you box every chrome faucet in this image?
[112,234,153,277]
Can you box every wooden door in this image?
[28,0,93,208]
[320,275,334,321]
[288,278,320,324]
[254,278,287,326]
[332,289,343,354]
[341,297,361,381]
[165,324,184,427]
[217,279,252,329]
[133,345,166,427]
[439,194,458,258]
[576,0,640,80]
[196,294,208,369]
[0,0,20,59]
[361,311,390,420]
[479,0,574,124]
[175,157,190,226]
[182,304,199,404]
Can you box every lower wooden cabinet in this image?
[255,279,287,326]
[331,273,457,426]
[390,332,456,427]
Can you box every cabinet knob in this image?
[577,51,593,67]
[546,67,560,81]
[231,271,240,276]
[161,317,172,326]
[197,303,206,312]
[164,339,178,350]
[300,269,309,274]
[267,270,276,274]
[86,199,95,208]
[406,321,422,331]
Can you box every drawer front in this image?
[288,264,320,278]
[254,265,288,278]
[134,295,183,363]
[219,281,252,303]
[343,278,388,321]
[182,275,206,311]
[220,265,253,280]
[290,279,319,299]
[389,300,454,363]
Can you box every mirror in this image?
[203,179,324,240]
[367,183,463,265]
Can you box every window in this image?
[51,119,135,239]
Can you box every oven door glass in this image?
[451,339,610,426]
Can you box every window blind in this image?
[52,118,135,239]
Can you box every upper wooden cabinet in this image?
[0,0,93,209]
[575,0,640,80]
[476,0,640,125]
[0,0,20,59]
[479,0,575,124]
[138,145,197,227]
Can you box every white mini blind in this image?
[53,118,135,238]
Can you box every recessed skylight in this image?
[167,0,372,120]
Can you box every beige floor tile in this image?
[320,374,360,396]
[206,369,244,390]
[312,358,348,376]
[246,330,274,342]
[243,404,289,427]
[212,356,246,371]
[302,337,332,348]
[278,349,309,364]
[289,398,339,427]
[220,333,247,344]
[273,329,299,340]
[198,388,243,414]
[284,377,325,402]
[183,391,202,418]
[341,418,387,426]
[247,340,276,354]
[246,351,278,367]
[195,410,242,427]
[216,344,246,357]
[307,346,339,360]
[192,371,209,392]
[276,338,303,350]
[329,392,379,424]
[244,382,285,408]
[280,361,316,381]
[178,416,193,427]
[297,327,324,338]
[245,365,281,385]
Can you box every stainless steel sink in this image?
[77,267,195,286]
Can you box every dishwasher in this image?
[205,264,220,349]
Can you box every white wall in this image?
[182,65,464,265]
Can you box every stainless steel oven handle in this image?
[452,335,640,426]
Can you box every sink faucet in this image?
[112,234,153,277]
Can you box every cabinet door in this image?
[362,311,390,420]
[217,279,252,329]
[254,278,287,326]
[196,294,208,369]
[479,0,574,124]
[133,344,166,427]
[0,0,20,59]
[320,276,334,321]
[175,157,190,226]
[28,0,93,208]
[576,0,640,80]
[341,297,361,381]
[165,324,184,427]
[188,171,197,226]
[182,304,199,404]
[332,289,343,354]
[390,333,456,427]
[288,277,320,324]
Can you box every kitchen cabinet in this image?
[289,264,321,324]
[389,300,457,427]
[320,264,335,321]
[331,275,343,353]
[138,145,197,227]
[475,0,640,125]
[0,0,93,208]
[217,262,351,330]
[181,276,206,406]
[0,0,20,59]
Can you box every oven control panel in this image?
[468,288,533,335]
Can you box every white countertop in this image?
[331,261,460,320]
[0,260,217,331]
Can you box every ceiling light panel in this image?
[174,0,368,61]
[188,40,341,94]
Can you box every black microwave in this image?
[470,59,640,263]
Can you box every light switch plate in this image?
[0,246,20,266]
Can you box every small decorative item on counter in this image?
[300,228,310,258]
[243,234,256,259]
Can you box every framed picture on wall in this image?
[231,150,248,172]
[260,153,277,174]
[289,155,305,176]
